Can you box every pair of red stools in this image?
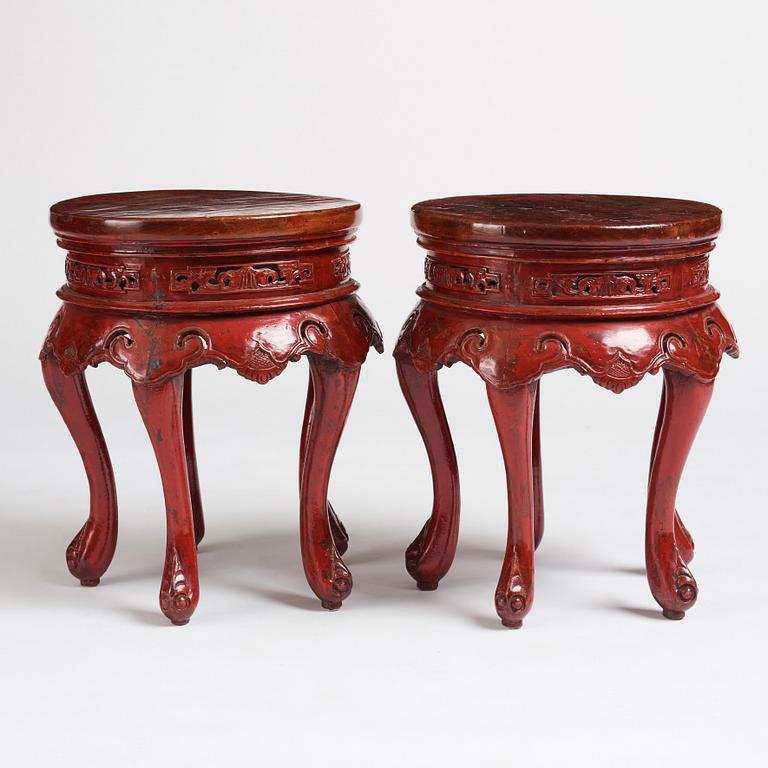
[41,191,738,628]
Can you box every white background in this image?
[1,1,765,765]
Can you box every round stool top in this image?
[412,194,723,318]
[51,190,361,244]
[50,190,363,314]
[412,194,721,247]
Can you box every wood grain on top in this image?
[412,194,721,246]
[51,190,361,243]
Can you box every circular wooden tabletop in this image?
[412,194,721,246]
[50,190,361,243]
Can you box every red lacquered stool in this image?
[41,190,382,624]
[394,194,738,629]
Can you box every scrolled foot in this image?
[66,522,111,585]
[674,562,698,606]
[309,549,353,610]
[407,524,444,590]
[651,551,698,619]
[332,570,353,601]
[159,547,198,626]
[327,558,354,603]
[495,582,531,629]
[316,561,352,610]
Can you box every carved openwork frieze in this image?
[332,253,351,279]
[65,259,140,292]
[425,257,502,294]
[40,295,382,384]
[530,270,671,299]
[394,300,738,393]
[417,250,717,317]
[170,260,313,293]
[687,259,709,288]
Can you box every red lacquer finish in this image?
[396,357,460,591]
[487,381,537,629]
[133,376,199,625]
[41,190,381,624]
[41,359,117,586]
[395,194,739,628]
[300,375,349,556]
[299,358,359,609]
[182,370,205,547]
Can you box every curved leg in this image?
[182,370,205,547]
[134,376,199,625]
[41,357,117,586]
[300,358,359,609]
[487,381,537,629]
[650,379,694,564]
[300,373,348,555]
[396,357,460,591]
[646,369,713,620]
[532,381,544,550]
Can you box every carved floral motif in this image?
[208,320,330,384]
[170,261,313,293]
[332,253,351,279]
[425,257,502,294]
[41,296,381,385]
[97,321,330,384]
[530,270,671,299]
[530,331,693,392]
[395,301,739,393]
[688,260,710,288]
[66,259,140,292]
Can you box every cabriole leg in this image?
[41,358,118,586]
[395,357,460,591]
[182,370,205,547]
[650,378,694,564]
[134,376,199,625]
[300,373,348,555]
[646,369,713,620]
[300,358,359,610]
[487,381,538,629]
